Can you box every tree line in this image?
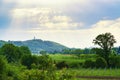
[0,44,74,80]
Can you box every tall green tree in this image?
[0,44,22,63]
[93,33,116,66]
[20,46,31,55]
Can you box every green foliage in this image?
[21,54,37,69]
[109,56,120,68]
[69,62,81,68]
[20,46,31,55]
[79,54,97,59]
[56,61,69,69]
[0,55,7,80]
[37,55,55,70]
[62,49,72,54]
[72,49,83,54]
[67,68,120,77]
[0,39,68,53]
[83,59,95,68]
[93,33,116,50]
[92,48,104,56]
[19,68,74,80]
[95,57,107,68]
[93,33,116,66]
[21,54,55,70]
[62,48,92,54]
[1,41,120,80]
[6,63,26,80]
[0,44,22,63]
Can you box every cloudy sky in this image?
[0,0,120,48]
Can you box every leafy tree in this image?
[95,57,107,68]
[21,54,38,69]
[92,48,104,57]
[93,33,116,66]
[20,46,31,55]
[83,48,90,54]
[0,55,7,80]
[109,56,120,68]
[56,61,69,69]
[83,59,95,68]
[0,44,22,63]
[37,55,55,70]
[73,49,83,54]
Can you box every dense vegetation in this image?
[0,32,120,80]
[0,44,74,80]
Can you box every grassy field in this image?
[66,68,120,77]
[50,54,120,79]
[49,54,97,63]
[66,68,120,80]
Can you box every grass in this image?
[66,68,120,77]
[49,54,97,63]
[50,54,120,79]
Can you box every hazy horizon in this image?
[0,0,120,48]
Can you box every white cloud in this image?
[1,0,120,48]
[10,8,84,30]
[2,17,120,48]
[92,18,120,29]
[90,18,120,47]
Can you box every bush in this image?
[0,44,22,63]
[19,69,74,80]
[109,56,120,68]
[83,59,95,68]
[21,54,34,69]
[0,55,7,80]
[95,57,107,68]
[69,62,81,68]
[6,63,26,80]
[56,61,69,69]
[37,55,55,70]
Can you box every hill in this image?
[0,39,68,53]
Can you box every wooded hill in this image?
[0,39,68,53]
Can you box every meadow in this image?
[50,54,120,79]
[49,54,97,63]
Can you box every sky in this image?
[0,0,120,48]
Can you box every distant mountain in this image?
[0,39,68,53]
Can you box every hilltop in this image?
[0,39,68,53]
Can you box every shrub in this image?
[56,61,69,69]
[69,62,80,68]
[0,55,7,80]
[37,55,55,70]
[83,59,95,68]
[95,57,107,68]
[19,69,74,80]
[21,54,33,69]
[109,56,120,68]
[0,44,22,63]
